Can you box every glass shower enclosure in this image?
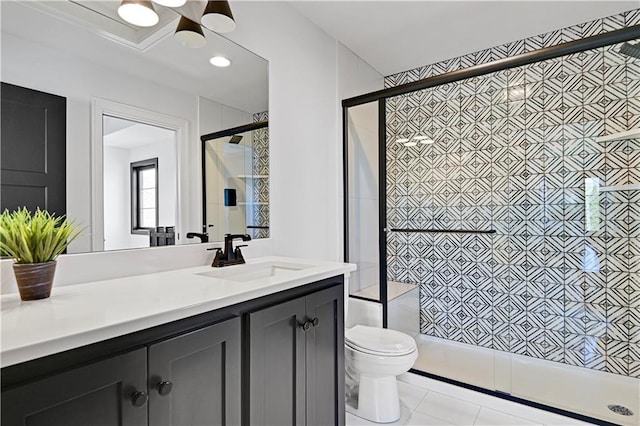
[344,29,640,425]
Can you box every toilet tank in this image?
[346,298,383,329]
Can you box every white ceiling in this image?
[104,116,176,149]
[290,1,640,76]
[1,1,268,113]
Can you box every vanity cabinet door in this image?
[1,348,148,426]
[305,285,345,426]
[148,317,241,426]
[247,297,307,426]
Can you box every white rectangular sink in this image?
[196,261,314,282]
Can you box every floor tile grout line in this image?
[397,375,584,426]
[472,406,482,425]
[401,376,568,425]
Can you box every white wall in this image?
[225,3,384,262]
[103,146,131,250]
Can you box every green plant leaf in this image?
[0,208,84,264]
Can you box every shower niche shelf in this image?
[595,128,640,143]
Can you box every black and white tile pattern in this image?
[384,10,640,377]
[250,111,269,239]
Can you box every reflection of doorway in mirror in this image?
[103,116,177,251]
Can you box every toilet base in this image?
[348,374,401,423]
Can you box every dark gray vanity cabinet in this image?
[304,286,345,426]
[2,318,241,426]
[2,276,345,426]
[1,348,148,426]
[247,285,344,426]
[148,317,241,426]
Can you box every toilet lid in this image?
[345,325,417,356]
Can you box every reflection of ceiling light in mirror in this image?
[397,138,409,143]
[404,141,418,147]
[152,0,186,6]
[117,0,159,27]
[201,0,236,33]
[174,16,206,48]
[210,56,231,67]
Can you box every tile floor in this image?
[346,373,589,426]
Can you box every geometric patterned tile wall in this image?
[250,111,269,239]
[385,10,640,377]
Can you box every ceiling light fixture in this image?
[152,0,186,7]
[397,138,409,143]
[210,56,231,67]
[201,0,236,33]
[117,0,159,27]
[174,16,206,48]
[404,141,418,147]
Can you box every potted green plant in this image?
[0,208,82,301]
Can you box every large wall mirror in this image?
[0,0,269,253]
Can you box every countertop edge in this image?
[1,259,356,368]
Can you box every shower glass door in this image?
[345,101,385,308]
[382,37,640,425]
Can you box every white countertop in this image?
[1,256,355,368]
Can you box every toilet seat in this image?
[345,325,417,356]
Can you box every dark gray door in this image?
[248,297,306,426]
[1,82,66,215]
[305,286,345,426]
[148,317,241,426]
[1,348,148,426]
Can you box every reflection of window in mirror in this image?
[131,158,159,234]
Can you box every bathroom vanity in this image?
[1,257,355,426]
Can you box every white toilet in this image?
[344,309,418,423]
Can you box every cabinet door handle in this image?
[131,391,148,407]
[311,317,319,327]
[157,380,173,396]
[300,320,311,331]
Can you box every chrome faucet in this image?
[211,233,251,267]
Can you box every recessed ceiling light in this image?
[397,138,409,143]
[209,56,231,67]
[118,0,159,27]
[404,141,418,147]
[152,0,186,6]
